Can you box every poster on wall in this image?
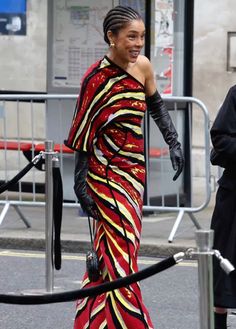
[0,0,26,36]
[52,0,113,89]
[227,32,236,72]
[154,0,173,95]
[50,0,174,92]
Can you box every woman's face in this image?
[109,19,145,65]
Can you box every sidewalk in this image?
[0,197,215,258]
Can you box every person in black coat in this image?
[210,85,236,329]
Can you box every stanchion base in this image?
[10,287,63,295]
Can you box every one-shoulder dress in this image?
[65,56,154,329]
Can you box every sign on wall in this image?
[153,0,174,95]
[48,0,177,94]
[48,0,146,92]
[0,0,26,36]
[51,0,113,90]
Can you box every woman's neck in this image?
[106,52,131,71]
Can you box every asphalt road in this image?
[0,249,235,329]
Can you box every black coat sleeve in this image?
[210,85,236,165]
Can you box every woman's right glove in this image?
[146,90,184,181]
[74,151,99,219]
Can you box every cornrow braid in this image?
[103,6,142,45]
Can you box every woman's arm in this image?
[139,56,184,181]
[74,151,99,219]
[137,55,157,97]
[210,86,236,162]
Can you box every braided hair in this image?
[103,6,142,45]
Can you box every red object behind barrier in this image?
[34,143,73,153]
[149,147,169,157]
[0,140,168,158]
[0,141,33,152]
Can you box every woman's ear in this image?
[107,30,114,45]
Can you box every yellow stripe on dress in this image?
[73,75,127,148]
[82,92,145,149]
[113,288,143,315]
[98,206,136,247]
[99,319,107,329]
[109,292,129,329]
[104,226,134,272]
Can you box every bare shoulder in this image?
[137,55,156,95]
[137,55,153,74]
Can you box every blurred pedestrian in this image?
[210,85,236,329]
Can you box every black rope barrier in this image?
[0,162,35,194]
[0,149,63,270]
[0,154,43,194]
[53,167,63,270]
[0,255,178,305]
[0,149,182,307]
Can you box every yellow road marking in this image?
[0,250,197,267]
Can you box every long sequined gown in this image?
[65,56,154,329]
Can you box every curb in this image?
[0,237,195,258]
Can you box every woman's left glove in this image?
[146,90,184,181]
[169,146,184,181]
[74,151,99,219]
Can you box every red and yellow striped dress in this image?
[66,56,154,329]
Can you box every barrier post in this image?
[44,140,54,292]
[195,230,214,329]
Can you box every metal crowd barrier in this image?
[0,94,211,242]
[144,96,211,242]
[1,95,233,329]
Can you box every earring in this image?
[110,42,115,48]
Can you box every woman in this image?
[210,85,236,329]
[65,6,184,329]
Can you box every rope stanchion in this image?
[0,141,63,287]
[0,253,184,305]
[44,140,55,292]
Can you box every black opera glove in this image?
[146,90,184,181]
[74,151,99,219]
[169,147,184,181]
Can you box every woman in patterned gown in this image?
[65,6,184,329]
